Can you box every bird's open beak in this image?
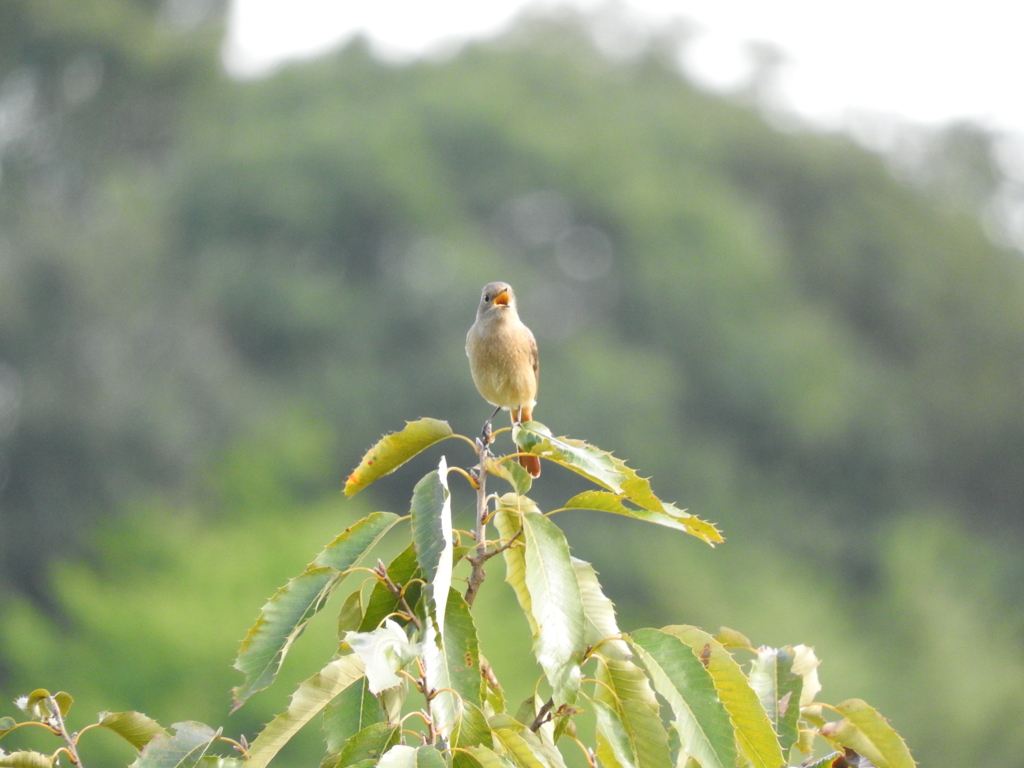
[493,289,510,306]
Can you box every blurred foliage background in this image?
[3,1,1024,766]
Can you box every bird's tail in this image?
[514,406,541,478]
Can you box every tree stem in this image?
[464,426,492,606]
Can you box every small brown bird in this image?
[466,281,542,478]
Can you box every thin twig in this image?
[529,698,555,732]
[47,696,84,767]
[376,560,422,631]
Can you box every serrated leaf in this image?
[715,627,752,650]
[359,544,423,632]
[799,754,843,768]
[562,491,722,546]
[450,701,492,749]
[456,745,517,768]
[591,698,636,768]
[345,418,454,496]
[337,589,365,640]
[380,679,409,725]
[379,745,417,768]
[572,558,629,660]
[661,626,783,768]
[99,711,170,750]
[607,459,722,545]
[749,646,802,753]
[490,715,565,768]
[130,721,219,768]
[593,657,672,768]
[378,745,449,768]
[820,699,915,768]
[485,457,532,495]
[245,655,365,768]
[424,588,483,739]
[336,722,400,767]
[594,730,627,768]
[629,629,736,768]
[323,677,386,754]
[196,759,245,768]
[0,751,53,767]
[512,423,625,492]
[521,510,584,705]
[411,461,453,635]
[232,512,398,708]
[494,501,538,637]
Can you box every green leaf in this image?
[572,558,629,660]
[232,512,398,708]
[613,456,723,544]
[315,513,403,571]
[521,510,585,705]
[562,491,722,546]
[424,588,482,739]
[629,629,736,768]
[485,457,532,495]
[490,715,566,768]
[455,745,517,768]
[799,754,843,768]
[130,721,219,768]
[512,423,625,492]
[481,655,507,715]
[51,693,72,719]
[411,462,453,634]
[0,751,53,767]
[820,699,915,768]
[714,627,752,650]
[748,646,802,753]
[359,544,423,632]
[245,655,366,768]
[0,718,18,738]
[345,418,454,496]
[21,691,50,718]
[591,698,636,768]
[592,657,672,768]
[336,722,400,767]
[494,501,538,637]
[337,589,365,639]
[661,626,783,768]
[197,760,244,768]
[450,701,492,749]
[99,711,170,751]
[377,745,449,768]
[323,677,385,754]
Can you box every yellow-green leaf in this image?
[245,655,366,768]
[345,418,454,496]
[661,626,783,768]
[99,711,170,751]
[821,699,915,768]
[130,721,220,768]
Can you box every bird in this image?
[466,281,542,478]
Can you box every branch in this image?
[375,559,422,632]
[46,695,85,768]
[464,426,493,607]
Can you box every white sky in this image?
[225,0,1024,138]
